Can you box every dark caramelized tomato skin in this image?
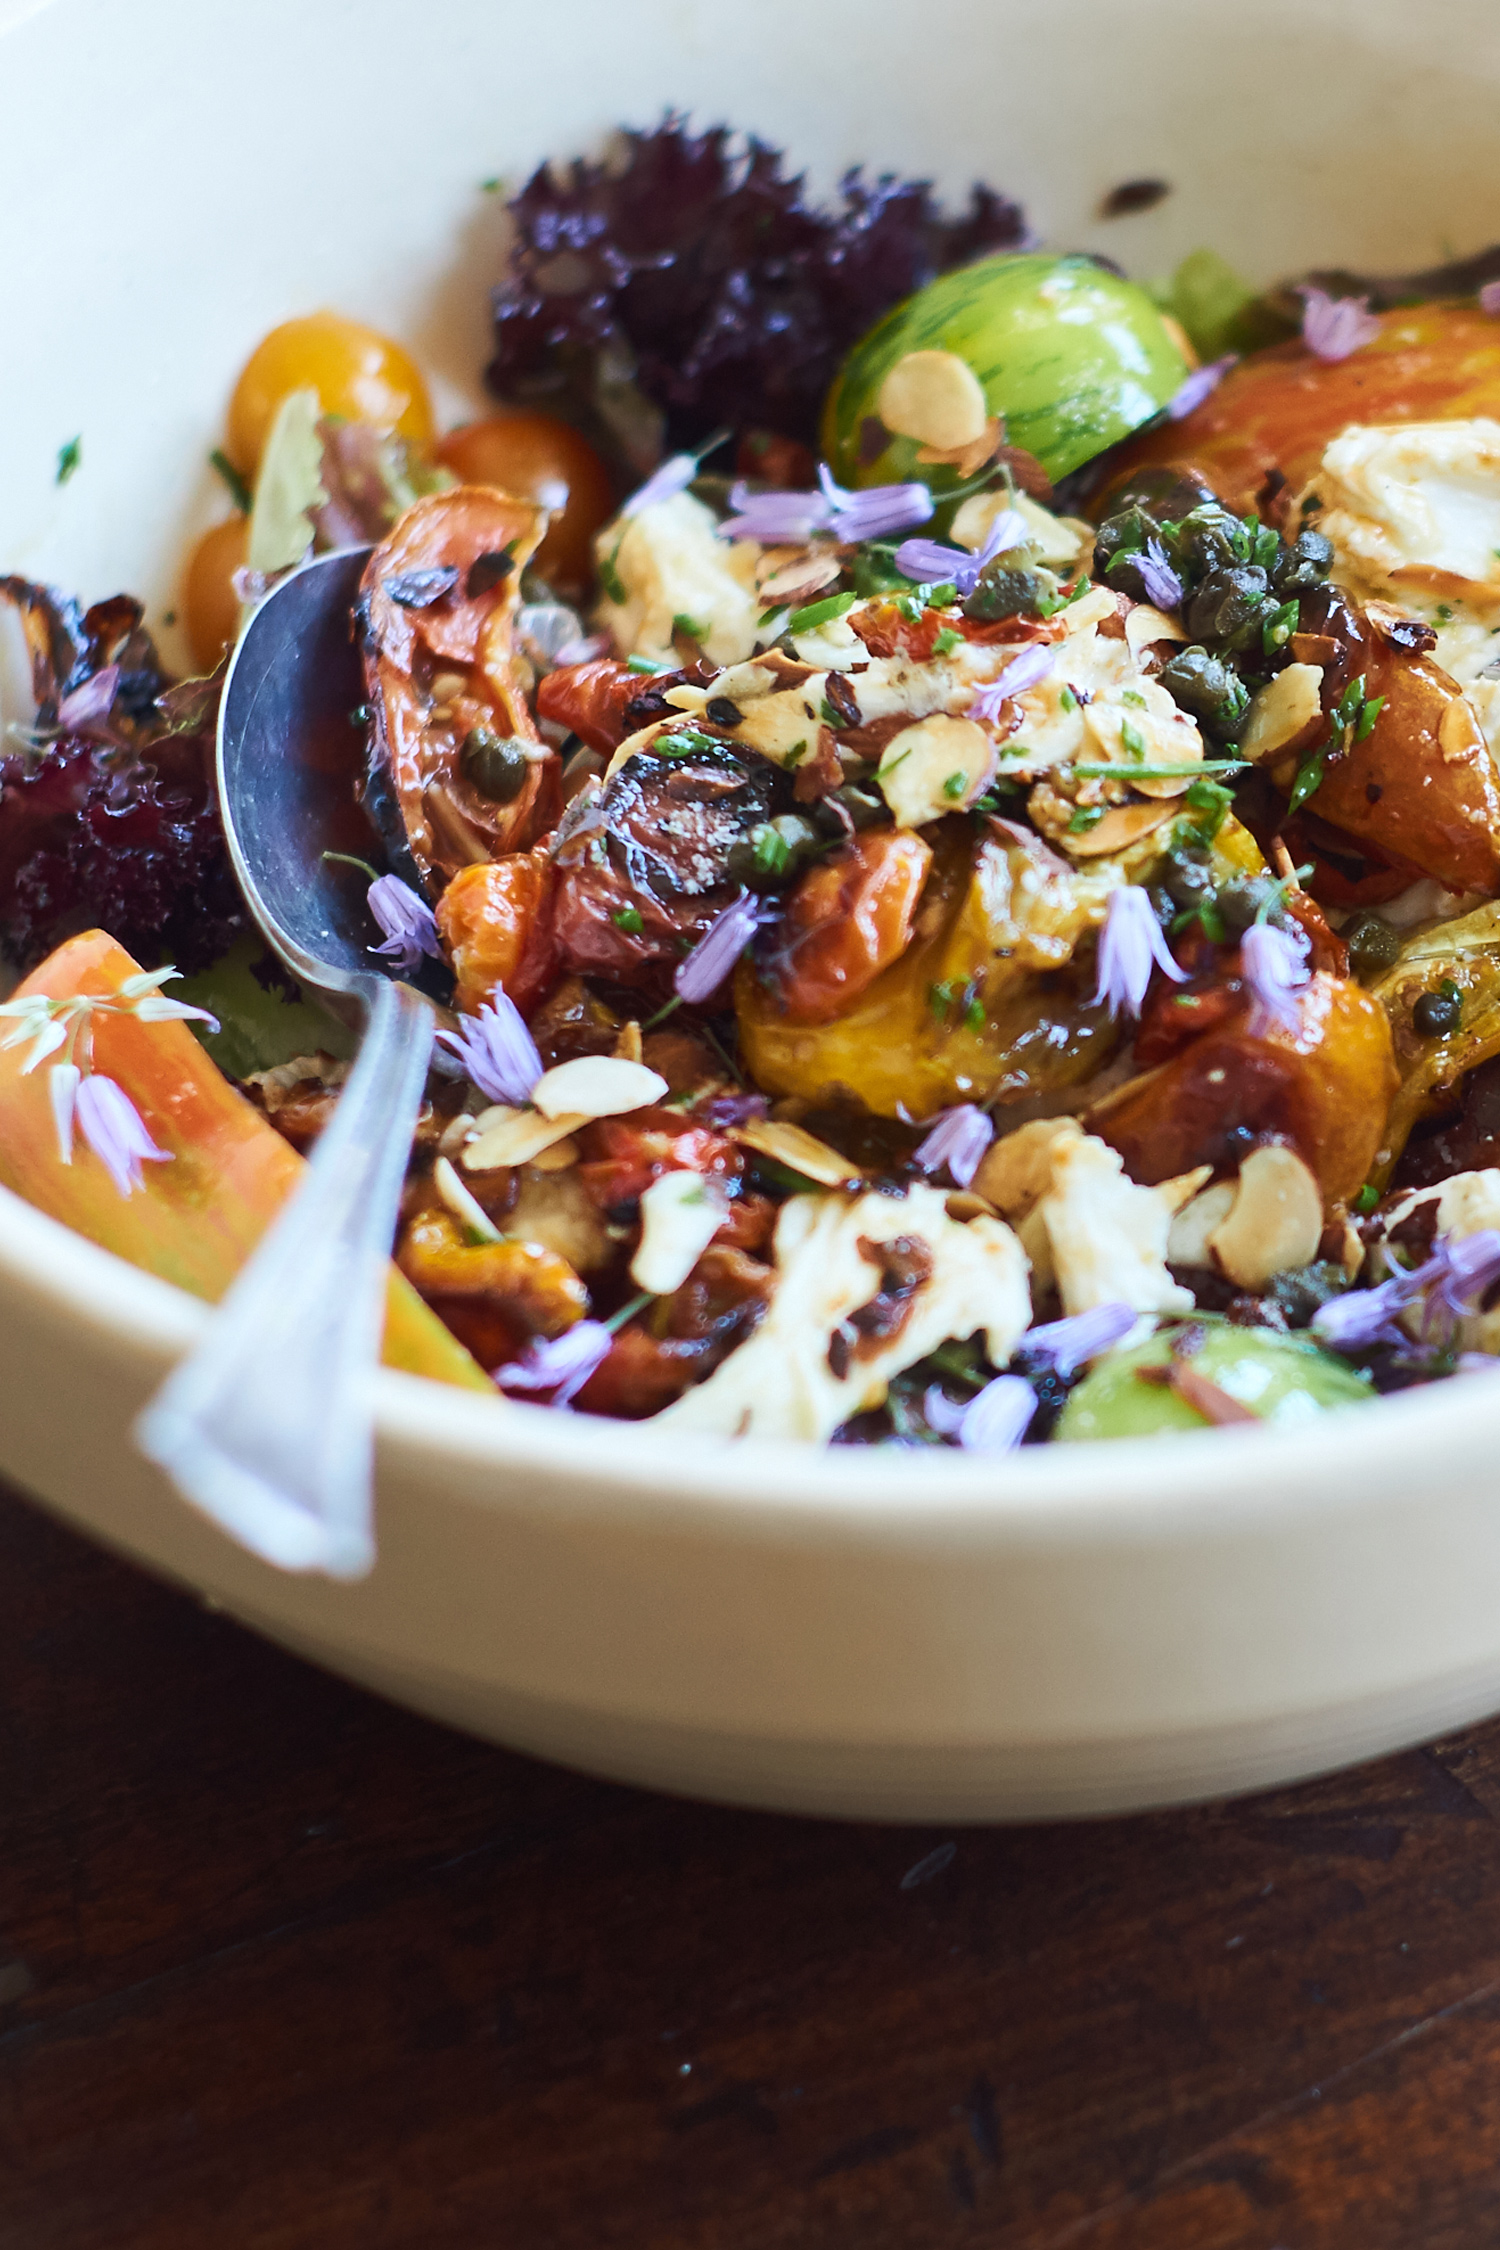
[434,412,615,597]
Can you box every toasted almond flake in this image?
[438,1110,480,1158]
[433,1154,504,1242]
[663,684,711,711]
[1124,603,1188,659]
[614,1019,644,1064]
[532,1054,667,1121]
[944,1189,1000,1222]
[877,349,990,452]
[630,1170,728,1294]
[1157,1164,1216,1216]
[1240,663,1325,763]
[1208,1143,1323,1289]
[1168,1180,1237,1268]
[731,1117,866,1187]
[461,1105,589,1170]
[876,712,995,826]
[429,670,469,703]
[1029,787,1176,858]
[530,1136,580,1172]
[917,416,1005,477]
[757,551,843,604]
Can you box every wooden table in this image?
[3,1478,1500,2250]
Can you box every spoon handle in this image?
[135,977,434,1577]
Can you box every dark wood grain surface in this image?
[4,1477,1500,2249]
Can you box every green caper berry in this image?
[460,728,531,803]
[1340,911,1402,981]
[1413,990,1462,1038]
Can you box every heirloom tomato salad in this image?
[8,120,1500,1448]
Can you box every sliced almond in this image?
[613,1019,644,1064]
[530,1135,580,1173]
[877,349,990,452]
[730,1118,865,1188]
[462,1105,589,1170]
[1124,603,1188,660]
[1029,787,1176,859]
[1240,663,1325,763]
[876,713,995,826]
[663,684,711,712]
[757,551,842,605]
[1060,585,1123,637]
[630,1170,728,1295]
[1167,1180,1236,1268]
[917,417,1005,477]
[433,1154,505,1243]
[531,1055,667,1121]
[1207,1143,1323,1289]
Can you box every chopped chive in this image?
[963,995,986,1032]
[603,1289,655,1334]
[672,612,708,643]
[1355,693,1385,740]
[599,541,627,604]
[1067,805,1106,834]
[1120,688,1147,708]
[788,591,857,634]
[928,980,956,1019]
[1287,747,1326,813]
[1120,718,1148,760]
[626,654,667,674]
[55,435,81,485]
[613,906,644,934]
[1058,685,1079,714]
[784,738,808,768]
[942,771,968,800]
[1069,759,1247,778]
[752,826,791,877]
[932,627,962,657]
[1354,1183,1379,1215]
[209,447,252,513]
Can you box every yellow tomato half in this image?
[183,514,249,673]
[225,312,433,477]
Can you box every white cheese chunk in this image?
[631,1171,728,1296]
[593,491,761,667]
[1035,1133,1194,1318]
[1299,418,1500,605]
[655,1184,1031,1442]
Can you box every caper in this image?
[1160,847,1216,912]
[963,563,1048,623]
[1107,468,1218,524]
[1216,876,1281,936]
[1413,990,1462,1038]
[1340,910,1402,981]
[460,727,531,802]
[1271,530,1335,596]
[1092,505,1158,584]
[1168,503,1249,580]
[1183,564,1272,652]
[725,812,822,891]
[1157,645,1251,743]
[816,784,887,835]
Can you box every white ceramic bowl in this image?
[3,0,1499,1820]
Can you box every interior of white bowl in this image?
[2,0,1499,1523]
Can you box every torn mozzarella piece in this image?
[631,1171,728,1295]
[656,1183,1030,1442]
[1034,1133,1195,1319]
[593,491,761,667]
[1297,418,1500,606]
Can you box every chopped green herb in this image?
[1354,1184,1380,1215]
[1068,804,1106,834]
[55,435,81,485]
[613,906,644,934]
[1355,692,1385,741]
[1262,597,1299,657]
[928,980,957,1019]
[1180,776,1234,844]
[757,605,791,632]
[942,770,968,800]
[1287,747,1326,814]
[1250,518,1281,571]
[481,175,503,193]
[654,728,719,758]
[1172,897,1228,943]
[784,738,809,769]
[819,698,842,727]
[598,541,627,604]
[162,609,177,627]
[603,1288,655,1334]
[1071,759,1246,779]
[1058,685,1079,715]
[209,448,252,513]
[1436,603,1454,623]
[963,994,986,1032]
[626,654,667,674]
[1120,718,1148,760]
[752,826,792,877]
[672,612,709,643]
[932,627,962,657]
[788,591,858,634]
[1120,688,1147,708]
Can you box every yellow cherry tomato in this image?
[434,411,615,595]
[183,515,249,673]
[225,312,434,478]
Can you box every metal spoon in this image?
[136,546,441,1579]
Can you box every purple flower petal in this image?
[895,508,1027,598]
[923,1385,969,1437]
[720,480,832,543]
[57,664,120,733]
[1434,1228,1500,1320]
[1134,538,1183,611]
[674,892,774,1005]
[1300,287,1381,363]
[1021,1301,1138,1377]
[436,989,543,1107]
[914,1103,994,1188]
[1091,887,1188,1020]
[49,1060,80,1163]
[819,462,934,543]
[1167,354,1237,420]
[74,1074,171,1197]
[495,1319,613,1408]
[957,1373,1038,1452]
[622,453,699,516]
[367,874,442,974]
[1481,280,1500,319]
[701,1092,770,1129]
[1240,921,1310,1030]
[968,641,1055,725]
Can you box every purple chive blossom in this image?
[1167,354,1237,420]
[925,1373,1038,1452]
[1092,887,1188,1020]
[1481,280,1500,318]
[1134,538,1184,611]
[675,892,774,1005]
[1240,921,1310,1030]
[1312,1229,1500,1355]
[914,1104,994,1188]
[367,875,441,973]
[66,1073,171,1196]
[1431,1229,1500,1325]
[436,990,543,1107]
[1299,287,1381,363]
[495,1320,613,1408]
[622,453,699,517]
[56,664,120,733]
[969,641,1056,726]
[719,464,933,546]
[1021,1301,1138,1378]
[701,1091,771,1129]
[894,508,1027,595]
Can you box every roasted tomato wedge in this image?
[1104,302,1500,516]
[435,849,558,1015]
[759,829,933,1026]
[360,488,560,894]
